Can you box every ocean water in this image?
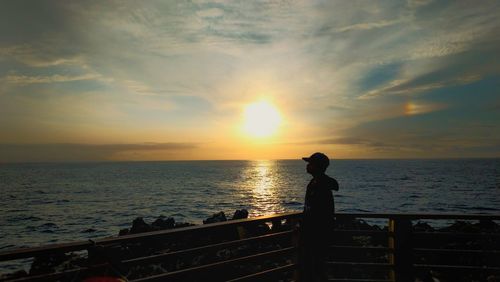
[1,159,499,253]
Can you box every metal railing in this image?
[329,213,500,282]
[1,212,499,282]
[0,212,301,282]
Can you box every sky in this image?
[0,0,499,162]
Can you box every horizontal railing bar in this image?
[336,213,500,220]
[225,263,296,282]
[131,247,296,282]
[413,232,500,238]
[414,248,500,255]
[122,230,293,266]
[329,245,393,252]
[0,212,301,262]
[414,264,500,271]
[327,262,394,268]
[0,241,92,262]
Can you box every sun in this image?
[243,101,281,138]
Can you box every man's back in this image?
[302,173,338,237]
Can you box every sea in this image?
[1,159,499,269]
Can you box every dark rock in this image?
[203,212,227,224]
[248,223,270,235]
[353,219,375,230]
[335,217,376,230]
[81,228,96,233]
[30,253,69,275]
[413,221,435,232]
[175,222,195,228]
[0,270,28,280]
[119,228,129,236]
[130,217,152,234]
[439,220,479,233]
[152,216,175,230]
[271,219,282,231]
[232,209,249,220]
[476,219,499,231]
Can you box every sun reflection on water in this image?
[243,160,284,217]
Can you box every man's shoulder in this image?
[316,174,339,191]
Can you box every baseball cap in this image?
[302,152,330,168]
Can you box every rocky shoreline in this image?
[1,211,499,281]
[1,209,284,281]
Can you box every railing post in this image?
[289,217,301,281]
[388,218,414,282]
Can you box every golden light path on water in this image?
[244,160,287,217]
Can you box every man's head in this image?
[302,152,330,175]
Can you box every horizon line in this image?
[1,157,499,165]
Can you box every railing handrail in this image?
[1,212,499,262]
[0,211,301,262]
[335,212,500,220]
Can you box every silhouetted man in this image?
[299,152,339,282]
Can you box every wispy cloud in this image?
[122,80,159,96]
[407,0,433,9]
[359,74,482,99]
[299,137,391,148]
[0,44,85,67]
[2,73,101,84]
[336,19,402,32]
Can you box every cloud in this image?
[335,19,402,32]
[407,0,433,9]
[0,1,499,159]
[0,44,85,67]
[315,137,367,145]
[196,8,224,18]
[304,137,391,148]
[0,143,198,162]
[286,136,393,150]
[359,74,482,99]
[122,79,159,96]
[2,73,101,85]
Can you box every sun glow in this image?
[243,101,281,138]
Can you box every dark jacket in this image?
[302,174,339,240]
